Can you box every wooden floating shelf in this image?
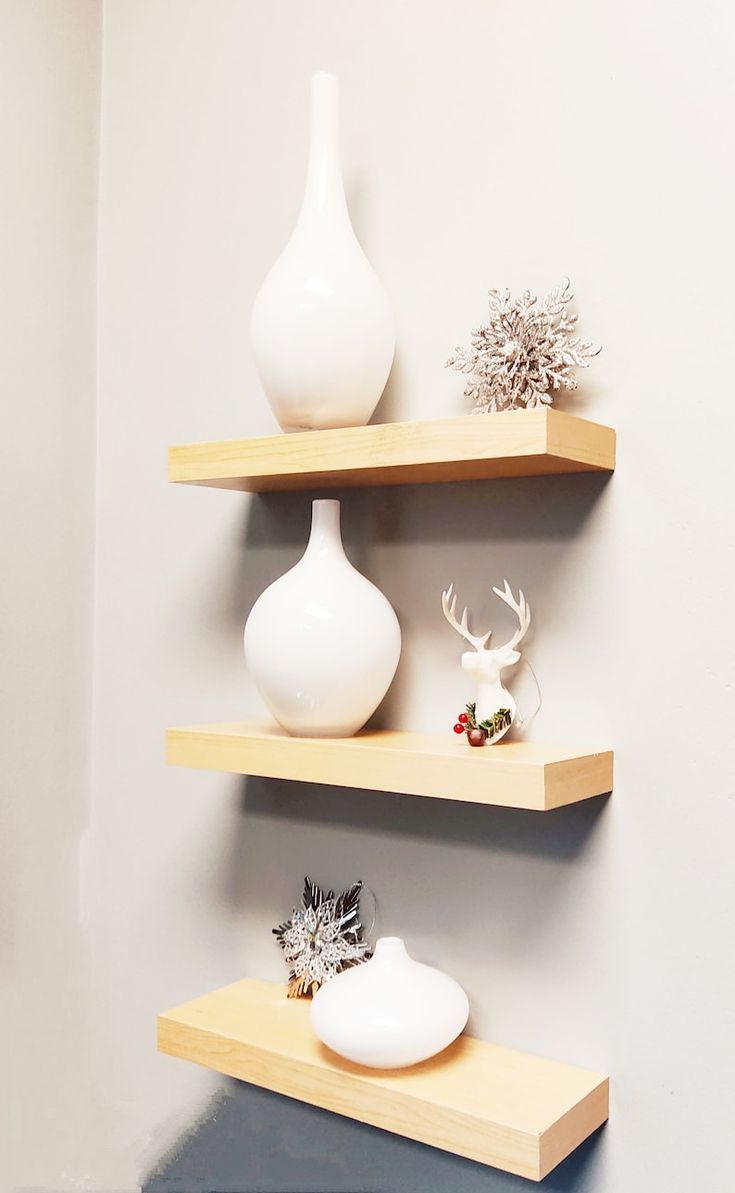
[165,723,613,811]
[168,409,615,492]
[158,977,608,1181]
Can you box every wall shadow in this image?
[237,776,608,862]
[143,1082,606,1193]
[223,470,612,622]
[240,471,612,548]
[225,471,613,719]
[211,776,610,967]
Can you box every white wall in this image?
[4,1,735,1189]
[0,2,101,1189]
[89,3,735,1190]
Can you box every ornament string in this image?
[513,658,543,728]
[360,882,379,940]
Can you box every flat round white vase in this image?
[310,936,469,1069]
[243,499,401,737]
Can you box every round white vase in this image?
[251,72,395,432]
[310,936,469,1069]
[243,499,401,737]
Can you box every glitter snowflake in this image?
[273,876,371,998]
[446,278,600,414]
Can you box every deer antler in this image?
[441,584,492,651]
[491,580,531,653]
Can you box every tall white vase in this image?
[310,937,470,1069]
[243,499,401,737]
[251,72,395,432]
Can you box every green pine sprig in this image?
[465,702,512,738]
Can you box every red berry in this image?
[453,723,464,734]
[458,712,469,724]
[467,727,488,747]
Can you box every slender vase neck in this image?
[296,72,351,229]
[303,499,347,562]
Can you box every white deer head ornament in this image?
[441,580,531,743]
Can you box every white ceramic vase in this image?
[310,936,469,1069]
[251,72,395,432]
[243,499,401,737]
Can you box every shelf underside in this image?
[168,410,616,492]
[165,723,613,811]
[158,977,608,1181]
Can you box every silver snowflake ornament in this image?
[273,876,371,998]
[446,278,600,414]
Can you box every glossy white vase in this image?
[251,72,395,431]
[310,936,469,1069]
[243,499,400,737]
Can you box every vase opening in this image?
[373,937,409,963]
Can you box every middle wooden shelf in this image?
[166,722,613,811]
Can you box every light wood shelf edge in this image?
[168,410,616,491]
[157,978,609,1181]
[165,723,613,811]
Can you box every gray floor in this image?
[143,1081,605,1193]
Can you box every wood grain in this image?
[168,410,616,492]
[158,978,609,1180]
[165,722,613,811]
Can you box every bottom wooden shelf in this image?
[158,978,608,1182]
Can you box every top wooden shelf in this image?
[168,409,615,492]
